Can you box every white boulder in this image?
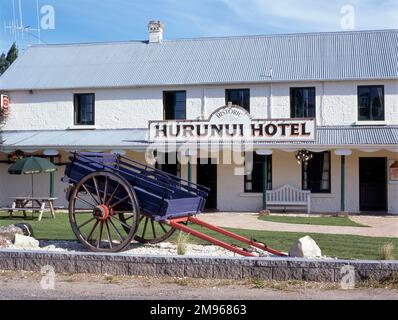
[13,234,40,249]
[0,225,24,241]
[0,236,12,247]
[289,236,322,258]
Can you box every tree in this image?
[6,43,18,65]
[1,43,17,135]
[0,53,10,75]
[0,42,18,76]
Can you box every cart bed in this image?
[63,152,208,221]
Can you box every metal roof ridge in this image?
[317,125,398,129]
[27,40,149,48]
[25,28,398,48]
[168,28,398,42]
[2,128,149,133]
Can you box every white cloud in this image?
[221,0,398,32]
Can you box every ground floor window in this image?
[245,153,272,193]
[302,151,331,193]
[156,153,181,177]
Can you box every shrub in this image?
[177,232,190,256]
[379,242,395,260]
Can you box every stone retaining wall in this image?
[0,250,397,283]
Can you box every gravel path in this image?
[4,240,272,257]
[0,271,397,300]
[200,213,398,238]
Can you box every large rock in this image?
[14,223,34,237]
[13,234,40,249]
[0,225,24,241]
[0,236,12,247]
[289,236,322,258]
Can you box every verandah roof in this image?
[0,129,148,153]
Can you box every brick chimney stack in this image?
[148,20,164,43]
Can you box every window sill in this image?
[68,125,97,130]
[240,193,262,198]
[355,121,388,126]
[310,193,336,198]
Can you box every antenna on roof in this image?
[4,0,42,47]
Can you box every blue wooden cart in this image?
[63,152,286,256]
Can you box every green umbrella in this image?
[8,157,57,197]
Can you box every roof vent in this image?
[148,20,164,43]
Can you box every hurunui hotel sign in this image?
[149,105,316,143]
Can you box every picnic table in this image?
[4,197,57,222]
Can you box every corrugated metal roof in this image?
[1,126,397,152]
[317,126,398,145]
[252,126,398,146]
[0,29,397,90]
[0,129,148,152]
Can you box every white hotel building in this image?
[0,23,397,214]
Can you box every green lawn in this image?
[258,215,368,227]
[0,212,396,260]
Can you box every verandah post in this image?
[188,156,192,186]
[263,156,268,210]
[341,155,346,212]
[335,149,352,214]
[50,156,55,198]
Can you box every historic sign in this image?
[0,94,9,115]
[390,161,398,181]
[149,105,316,143]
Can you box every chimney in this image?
[148,20,164,43]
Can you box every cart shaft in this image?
[167,217,287,257]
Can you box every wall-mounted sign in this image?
[389,160,398,182]
[149,105,316,143]
[0,94,9,115]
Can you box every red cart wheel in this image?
[68,171,140,253]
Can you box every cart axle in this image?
[93,204,113,221]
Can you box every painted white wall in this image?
[3,80,398,131]
[1,80,398,214]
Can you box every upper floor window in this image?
[245,153,272,193]
[164,91,186,120]
[358,85,385,121]
[74,93,95,125]
[290,87,316,118]
[226,89,250,113]
[302,151,331,193]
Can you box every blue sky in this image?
[0,0,397,54]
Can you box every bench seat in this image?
[266,184,311,214]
